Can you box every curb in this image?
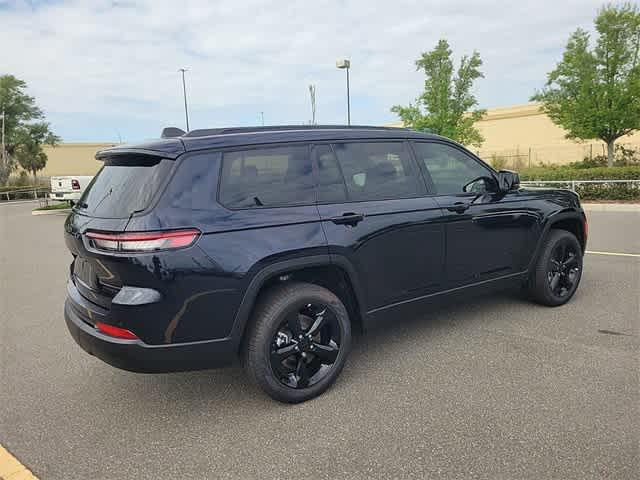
[582,203,639,212]
[0,444,38,480]
[31,209,71,216]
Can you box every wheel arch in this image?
[528,210,587,271]
[229,255,365,353]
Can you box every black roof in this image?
[96,125,443,160]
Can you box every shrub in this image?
[570,144,640,169]
[518,165,640,201]
[489,154,509,170]
[575,183,640,201]
[519,166,640,181]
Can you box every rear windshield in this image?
[76,156,173,218]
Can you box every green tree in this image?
[392,39,486,147]
[532,4,640,167]
[15,123,59,182]
[0,74,59,184]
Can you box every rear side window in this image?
[331,142,422,201]
[77,156,173,218]
[219,145,314,208]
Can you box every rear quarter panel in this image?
[124,151,328,344]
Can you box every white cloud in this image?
[0,0,604,141]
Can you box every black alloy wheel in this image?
[244,282,351,403]
[270,302,342,389]
[528,229,583,306]
[547,240,581,298]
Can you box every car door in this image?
[412,140,539,288]
[313,141,445,313]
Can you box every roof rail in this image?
[182,124,409,138]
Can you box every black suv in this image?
[64,126,586,403]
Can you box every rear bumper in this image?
[64,282,236,373]
[50,192,81,201]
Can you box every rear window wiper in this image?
[253,196,264,207]
[92,187,113,212]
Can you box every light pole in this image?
[336,59,351,125]
[178,68,190,132]
[1,108,5,169]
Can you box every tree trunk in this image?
[606,140,615,167]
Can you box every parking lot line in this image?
[586,250,640,258]
[0,444,38,479]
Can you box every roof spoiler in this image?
[161,127,186,138]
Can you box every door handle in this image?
[330,212,365,226]
[446,202,470,214]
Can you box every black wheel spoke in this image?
[306,309,326,336]
[296,357,310,388]
[563,255,578,268]
[271,344,298,364]
[549,272,561,292]
[312,342,339,364]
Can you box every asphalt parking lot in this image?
[1,202,638,480]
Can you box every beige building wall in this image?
[388,102,640,167]
[40,143,115,177]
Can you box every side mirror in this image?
[463,176,498,194]
[496,170,520,192]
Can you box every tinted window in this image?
[331,142,421,201]
[314,144,347,203]
[77,156,173,218]
[219,145,314,208]
[164,152,221,211]
[413,142,491,194]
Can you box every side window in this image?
[413,142,492,195]
[219,145,314,208]
[331,142,421,201]
[314,144,347,203]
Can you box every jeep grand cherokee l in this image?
[64,126,586,403]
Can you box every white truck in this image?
[50,176,94,204]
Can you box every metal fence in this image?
[0,187,50,202]
[520,179,640,192]
[477,141,640,168]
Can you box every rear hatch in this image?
[65,154,176,309]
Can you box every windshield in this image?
[76,156,173,218]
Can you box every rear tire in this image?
[528,229,583,306]
[243,282,351,403]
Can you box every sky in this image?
[1,0,605,143]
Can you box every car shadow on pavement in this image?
[96,288,532,411]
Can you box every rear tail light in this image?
[85,229,200,253]
[71,179,81,190]
[96,321,139,340]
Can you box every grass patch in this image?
[34,202,72,211]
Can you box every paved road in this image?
[1,203,638,479]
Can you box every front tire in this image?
[528,229,583,306]
[243,282,352,403]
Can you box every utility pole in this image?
[1,108,5,169]
[178,68,190,132]
[309,85,317,125]
[336,59,351,125]
[260,112,265,126]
